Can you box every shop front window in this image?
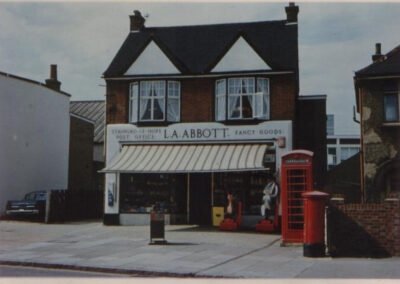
[129,80,180,123]
[213,172,269,215]
[120,174,186,214]
[215,77,269,121]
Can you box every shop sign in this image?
[109,121,291,143]
[285,158,309,164]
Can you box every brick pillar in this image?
[384,197,400,256]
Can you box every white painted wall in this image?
[212,36,271,72]
[0,74,70,213]
[124,41,180,75]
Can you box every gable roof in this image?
[103,20,298,77]
[70,100,105,143]
[355,44,400,77]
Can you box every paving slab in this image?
[0,220,400,278]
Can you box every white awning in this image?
[100,144,269,173]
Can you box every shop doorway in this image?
[189,173,212,225]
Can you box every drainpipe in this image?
[358,86,365,203]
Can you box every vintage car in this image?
[5,191,47,218]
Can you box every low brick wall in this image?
[327,197,400,257]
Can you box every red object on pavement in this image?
[302,191,329,257]
[219,202,242,231]
[256,202,280,232]
[281,150,314,244]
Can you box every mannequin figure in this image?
[261,177,279,218]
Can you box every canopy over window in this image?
[100,144,269,173]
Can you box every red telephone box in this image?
[281,150,313,244]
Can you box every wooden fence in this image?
[46,190,103,223]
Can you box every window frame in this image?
[129,80,181,124]
[383,91,400,123]
[215,76,270,122]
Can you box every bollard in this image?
[302,191,329,257]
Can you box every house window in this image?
[129,80,180,123]
[215,79,226,121]
[383,82,399,122]
[340,147,360,162]
[167,81,180,122]
[129,83,138,123]
[327,147,337,170]
[383,94,399,122]
[215,77,269,121]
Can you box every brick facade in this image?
[181,78,214,122]
[106,80,129,124]
[327,196,400,257]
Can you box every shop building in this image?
[101,3,326,226]
[354,43,400,202]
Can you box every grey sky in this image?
[1,2,399,135]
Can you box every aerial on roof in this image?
[103,20,298,77]
[70,100,105,143]
[356,44,400,77]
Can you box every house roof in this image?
[0,71,71,97]
[70,100,105,143]
[103,20,298,77]
[355,44,400,77]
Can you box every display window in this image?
[213,172,269,215]
[120,173,187,214]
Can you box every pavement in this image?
[0,220,400,279]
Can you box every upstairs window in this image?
[383,82,399,123]
[129,80,180,123]
[215,77,269,121]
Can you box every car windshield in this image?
[24,192,46,201]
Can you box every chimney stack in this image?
[285,2,299,23]
[45,64,61,91]
[372,43,384,62]
[130,10,145,31]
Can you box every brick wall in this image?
[269,75,297,120]
[181,78,214,122]
[327,197,400,257]
[106,80,129,124]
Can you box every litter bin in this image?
[150,212,167,244]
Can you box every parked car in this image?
[5,191,47,219]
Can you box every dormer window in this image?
[215,77,270,121]
[129,80,180,123]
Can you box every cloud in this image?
[0,2,399,134]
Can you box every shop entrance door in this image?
[189,173,212,225]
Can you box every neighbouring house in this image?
[0,66,70,214]
[354,43,400,202]
[101,3,326,226]
[70,100,105,191]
